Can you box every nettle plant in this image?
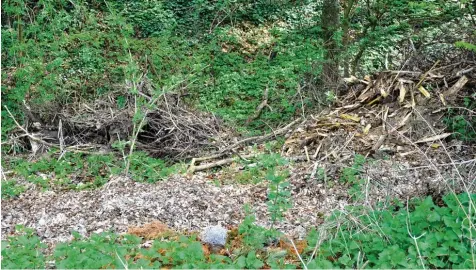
[1,150,178,199]
[267,168,292,228]
[340,154,367,200]
[259,154,293,228]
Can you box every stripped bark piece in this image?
[340,113,361,122]
[382,106,389,131]
[363,124,371,135]
[443,75,468,97]
[371,135,387,151]
[410,87,416,108]
[415,133,452,144]
[357,84,375,101]
[367,96,381,106]
[439,93,447,106]
[390,112,412,133]
[418,85,431,98]
[343,75,359,84]
[188,154,258,173]
[399,82,407,103]
[246,86,269,124]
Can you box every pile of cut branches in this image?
[134,94,224,159]
[283,59,476,165]
[5,86,226,160]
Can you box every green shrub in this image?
[1,179,26,199]
[117,0,177,37]
[1,1,133,139]
[8,152,120,192]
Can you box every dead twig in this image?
[246,86,270,124]
[228,118,301,152]
[188,154,258,173]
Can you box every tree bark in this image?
[342,18,350,78]
[321,0,341,90]
[342,0,357,78]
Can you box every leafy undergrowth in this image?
[444,96,476,143]
[1,151,183,199]
[1,148,288,199]
[2,193,475,269]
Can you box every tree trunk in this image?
[342,18,350,78]
[321,0,341,90]
[342,0,357,78]
[351,44,366,76]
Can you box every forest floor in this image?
[2,62,475,261]
[2,144,474,252]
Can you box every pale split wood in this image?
[188,153,315,174]
[389,111,412,133]
[371,134,387,152]
[414,133,452,144]
[443,75,468,97]
[399,81,407,103]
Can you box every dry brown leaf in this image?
[128,221,172,239]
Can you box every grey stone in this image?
[200,225,227,246]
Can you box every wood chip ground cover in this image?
[2,154,474,246]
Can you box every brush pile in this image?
[8,80,226,160]
[283,59,476,164]
[6,56,475,166]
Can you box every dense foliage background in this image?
[2,0,474,138]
